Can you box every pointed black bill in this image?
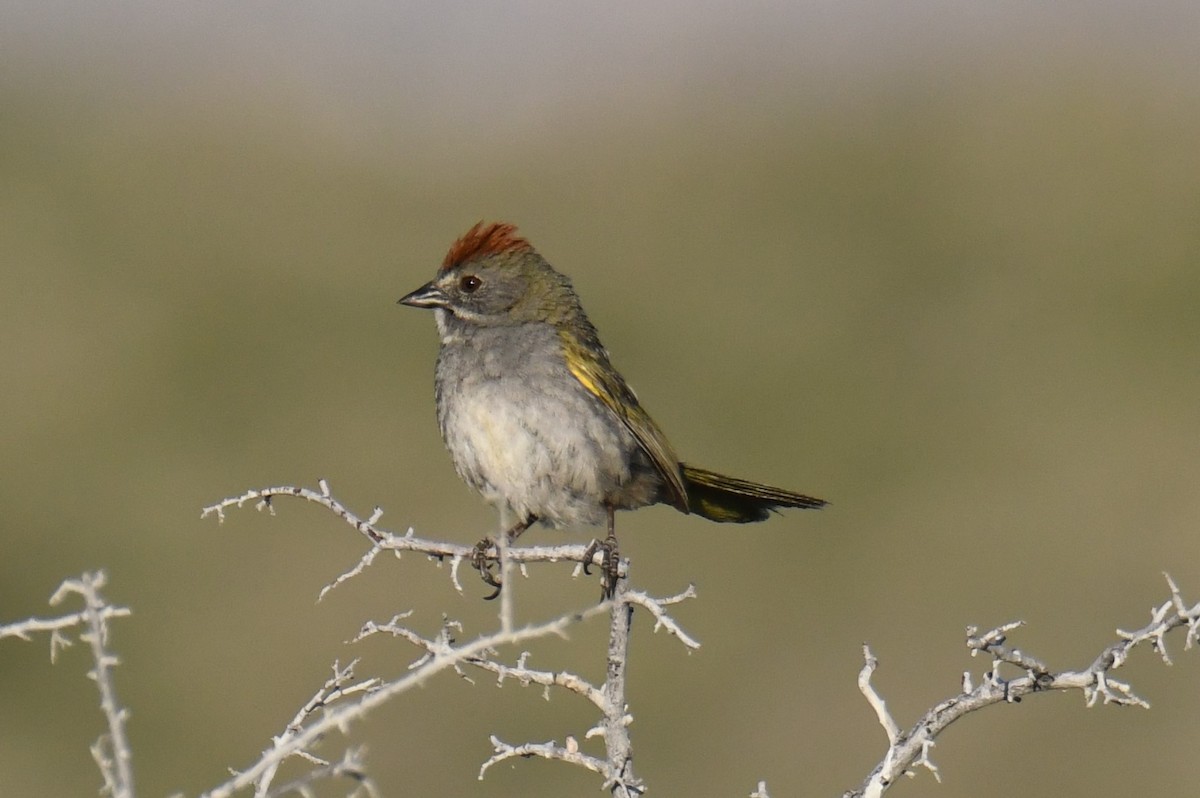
[398,282,448,309]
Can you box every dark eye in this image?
[459,275,482,293]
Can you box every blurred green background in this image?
[3,3,1199,796]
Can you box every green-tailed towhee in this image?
[400,221,825,597]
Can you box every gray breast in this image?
[434,322,652,527]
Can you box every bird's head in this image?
[399,222,584,331]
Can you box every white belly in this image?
[440,375,634,528]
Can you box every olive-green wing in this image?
[558,328,689,512]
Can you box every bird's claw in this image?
[471,537,502,600]
[583,534,621,600]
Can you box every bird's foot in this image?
[583,534,621,600]
[470,537,503,600]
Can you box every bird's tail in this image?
[681,464,826,523]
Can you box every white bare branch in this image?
[846,573,1200,797]
[479,735,609,780]
[202,482,598,599]
[200,601,613,798]
[2,573,139,798]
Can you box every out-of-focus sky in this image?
[9,2,1200,140]
[2,3,1199,798]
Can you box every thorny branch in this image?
[7,482,1194,797]
[200,602,619,798]
[470,571,645,797]
[249,659,381,798]
[1,572,135,798]
[201,480,605,601]
[201,481,701,797]
[845,573,1200,798]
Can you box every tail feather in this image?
[681,464,827,523]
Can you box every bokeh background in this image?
[3,2,1199,796]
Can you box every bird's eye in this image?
[459,275,482,293]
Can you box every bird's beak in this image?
[398,281,448,309]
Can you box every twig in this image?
[625,585,701,650]
[857,645,899,745]
[203,480,703,795]
[200,602,611,798]
[202,482,596,599]
[0,603,131,661]
[260,746,379,798]
[35,573,136,798]
[253,660,379,797]
[597,569,644,797]
[480,736,608,780]
[846,572,1200,797]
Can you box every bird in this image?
[399,221,825,598]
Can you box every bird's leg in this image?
[472,514,535,600]
[582,505,621,600]
[602,505,620,599]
